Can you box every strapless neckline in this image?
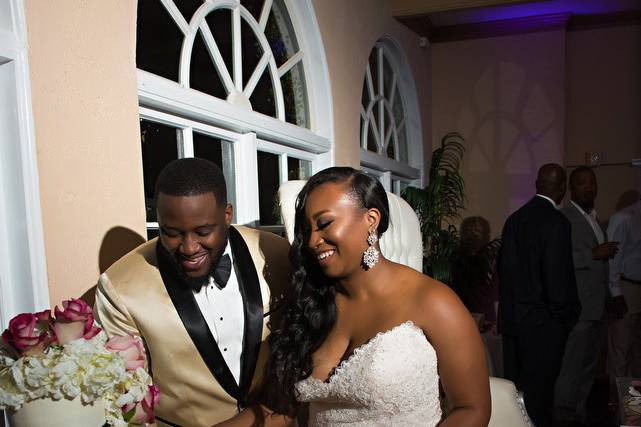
[296,319,442,426]
[308,320,420,384]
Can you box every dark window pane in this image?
[367,120,378,153]
[193,133,223,168]
[204,9,233,81]
[190,32,228,99]
[265,0,299,68]
[250,67,276,118]
[140,120,179,222]
[368,50,379,96]
[398,124,408,163]
[386,136,395,159]
[137,0,182,81]
[147,227,160,241]
[287,157,311,180]
[175,0,203,24]
[386,108,395,159]
[282,62,309,128]
[361,79,370,109]
[383,55,394,99]
[257,151,280,225]
[242,19,263,88]
[240,0,263,23]
[393,87,404,124]
[372,100,380,138]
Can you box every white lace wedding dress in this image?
[295,321,442,426]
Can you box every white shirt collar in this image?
[221,239,233,263]
[536,194,559,209]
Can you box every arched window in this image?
[137,0,332,236]
[360,38,422,194]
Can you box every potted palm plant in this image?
[402,132,466,284]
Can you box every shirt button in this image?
[223,348,227,352]
[220,317,223,321]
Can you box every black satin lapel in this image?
[155,242,240,400]
[228,227,263,406]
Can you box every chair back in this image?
[488,377,533,427]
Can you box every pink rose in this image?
[52,298,101,344]
[123,384,160,424]
[1,311,53,356]
[106,335,146,371]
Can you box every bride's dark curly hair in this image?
[260,166,389,417]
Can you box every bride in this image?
[216,167,490,426]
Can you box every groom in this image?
[94,158,290,426]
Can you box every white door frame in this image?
[0,0,49,326]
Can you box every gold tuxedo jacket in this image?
[94,226,290,427]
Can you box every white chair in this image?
[277,179,532,427]
[488,377,532,427]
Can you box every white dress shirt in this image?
[193,241,245,384]
[571,201,605,244]
[536,194,559,209]
[607,201,641,303]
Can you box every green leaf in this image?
[123,406,136,422]
[402,132,466,278]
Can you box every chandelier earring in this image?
[362,229,380,269]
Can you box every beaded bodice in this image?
[295,321,442,426]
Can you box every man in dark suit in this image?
[498,163,580,427]
[554,166,618,424]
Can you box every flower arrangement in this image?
[0,298,159,426]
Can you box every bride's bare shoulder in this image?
[404,271,472,329]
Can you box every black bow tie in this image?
[213,254,232,289]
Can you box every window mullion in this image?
[233,133,259,225]
[232,6,243,92]
[279,153,288,184]
[380,171,392,192]
[258,0,273,31]
[377,48,385,152]
[179,128,194,158]
[200,22,235,94]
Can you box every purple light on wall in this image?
[429,0,640,27]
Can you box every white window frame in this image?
[0,0,49,326]
[138,0,333,228]
[360,37,423,193]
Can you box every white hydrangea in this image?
[0,330,155,425]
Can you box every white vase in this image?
[8,396,105,427]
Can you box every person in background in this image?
[451,216,499,325]
[498,163,580,427]
[607,192,641,384]
[554,166,618,425]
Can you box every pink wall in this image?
[432,23,641,236]
[312,0,432,170]
[566,24,641,220]
[25,0,145,306]
[432,30,567,237]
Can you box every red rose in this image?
[52,298,101,344]
[1,310,53,356]
[106,335,146,371]
[123,384,160,424]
